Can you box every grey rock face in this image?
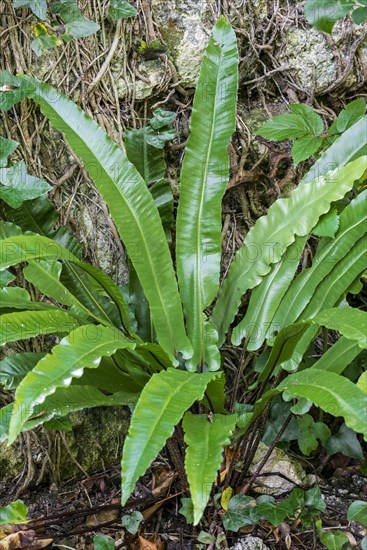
[277,27,337,93]
[0,407,130,497]
[230,537,269,550]
[249,442,307,495]
[151,0,212,86]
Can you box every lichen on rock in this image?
[277,27,337,93]
[250,442,308,495]
[112,59,166,100]
[151,0,213,87]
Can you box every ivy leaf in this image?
[0,161,51,208]
[0,71,35,112]
[12,0,47,20]
[285,488,305,511]
[304,0,355,33]
[223,495,256,531]
[256,114,308,141]
[319,529,349,549]
[292,135,323,165]
[179,498,194,524]
[312,208,340,238]
[145,126,178,149]
[297,414,331,456]
[330,99,367,134]
[352,6,367,24]
[109,0,137,20]
[63,18,100,39]
[50,0,100,39]
[289,104,324,136]
[197,532,216,544]
[0,136,18,168]
[93,535,115,550]
[121,511,144,534]
[304,487,326,512]
[50,0,79,20]
[347,500,367,527]
[31,23,63,56]
[325,423,364,460]
[256,499,293,527]
[150,108,177,130]
[0,500,28,525]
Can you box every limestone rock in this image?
[112,59,166,100]
[230,537,269,550]
[0,407,130,497]
[249,442,307,495]
[70,196,129,285]
[151,0,212,87]
[277,27,337,93]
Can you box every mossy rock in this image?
[0,407,130,497]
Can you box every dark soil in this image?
[1,459,366,550]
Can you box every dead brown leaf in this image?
[0,530,35,550]
[344,531,358,547]
[139,535,165,550]
[85,508,119,527]
[151,472,176,497]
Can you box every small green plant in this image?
[305,0,367,32]
[11,0,137,56]
[256,99,366,164]
[0,17,366,534]
[223,487,325,531]
[0,500,28,525]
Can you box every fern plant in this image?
[0,17,366,526]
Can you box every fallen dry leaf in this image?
[0,530,35,550]
[344,531,358,547]
[139,536,157,550]
[85,508,119,527]
[142,502,162,522]
[139,535,164,550]
[151,472,176,497]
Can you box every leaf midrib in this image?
[37,93,177,356]
[18,333,126,407]
[193,45,225,364]
[236,177,365,288]
[124,374,211,492]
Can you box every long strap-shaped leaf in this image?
[1,386,138,443]
[269,189,367,339]
[259,306,367,385]
[0,234,136,333]
[0,352,45,390]
[211,157,367,346]
[312,336,362,374]
[0,310,79,345]
[176,17,238,370]
[266,236,367,372]
[121,368,219,505]
[278,369,367,439]
[8,324,136,443]
[239,235,307,351]
[183,412,236,524]
[22,77,192,362]
[125,127,165,185]
[0,286,58,311]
